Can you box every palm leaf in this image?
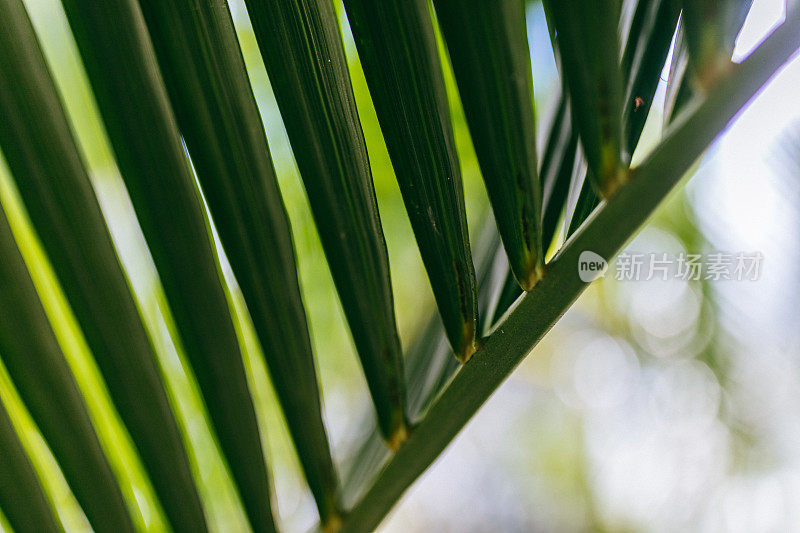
[241,0,407,458]
[539,91,579,251]
[57,0,274,530]
[133,0,339,524]
[620,0,680,162]
[0,2,206,529]
[1,1,797,531]
[433,0,544,291]
[667,1,753,125]
[342,0,479,361]
[565,169,601,237]
[0,206,133,532]
[559,0,677,241]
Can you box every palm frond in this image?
[0,0,796,531]
[338,11,800,530]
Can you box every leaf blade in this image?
[544,0,626,196]
[242,0,407,458]
[434,0,543,291]
[342,0,479,360]
[539,91,579,250]
[134,0,340,521]
[57,0,275,529]
[681,0,754,89]
[620,0,681,162]
[0,2,207,529]
[0,206,133,533]
[0,398,62,533]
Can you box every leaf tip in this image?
[517,256,546,292]
[455,321,479,364]
[322,512,343,533]
[385,420,409,452]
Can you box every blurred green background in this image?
[1,0,798,531]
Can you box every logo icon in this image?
[578,251,608,283]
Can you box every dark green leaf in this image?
[681,0,754,89]
[543,0,626,197]
[342,0,479,361]
[0,206,133,533]
[57,1,274,530]
[434,0,543,291]
[539,91,579,251]
[0,398,62,533]
[566,173,601,237]
[0,2,206,529]
[134,0,339,522]
[620,0,681,162]
[663,22,694,125]
[546,0,673,240]
[668,1,752,125]
[242,0,406,457]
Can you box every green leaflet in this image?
[548,0,675,241]
[134,0,339,522]
[241,0,407,453]
[680,0,754,89]
[0,399,62,533]
[342,0,479,361]
[57,1,274,530]
[0,206,133,533]
[620,0,681,163]
[539,91,579,251]
[433,0,543,291]
[664,23,694,126]
[564,0,678,237]
[566,175,601,238]
[543,0,626,197]
[0,2,206,530]
[668,1,753,124]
